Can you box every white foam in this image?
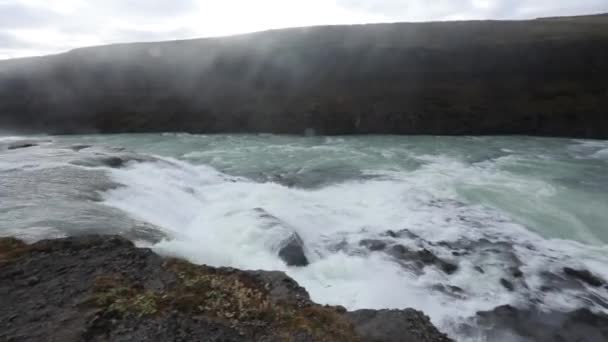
[102,152,608,339]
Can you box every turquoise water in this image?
[2,134,608,341]
[55,134,608,244]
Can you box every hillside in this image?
[0,14,607,137]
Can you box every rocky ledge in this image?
[0,235,452,342]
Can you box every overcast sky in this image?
[1,0,607,59]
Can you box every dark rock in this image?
[70,145,92,151]
[447,285,464,293]
[540,285,555,292]
[500,278,515,291]
[395,229,420,240]
[99,156,125,168]
[510,267,524,278]
[432,284,465,299]
[469,305,608,342]
[384,230,398,238]
[0,235,454,341]
[347,309,454,342]
[277,233,309,267]
[7,142,37,150]
[563,267,604,287]
[71,156,126,168]
[389,246,458,275]
[474,266,485,274]
[26,276,40,286]
[253,208,309,267]
[439,262,459,275]
[359,239,387,251]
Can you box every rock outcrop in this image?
[0,235,452,342]
[465,305,608,342]
[1,14,607,138]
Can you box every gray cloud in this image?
[0,3,62,28]
[103,0,197,16]
[0,32,23,47]
[1,0,608,59]
[337,0,608,20]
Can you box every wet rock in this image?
[500,278,515,291]
[563,267,604,287]
[347,309,454,342]
[7,142,37,150]
[510,267,524,278]
[359,239,387,251]
[432,284,465,299]
[389,246,458,275]
[470,305,608,342]
[253,208,309,267]
[70,145,92,152]
[539,270,585,292]
[71,156,126,168]
[278,233,309,267]
[384,230,398,238]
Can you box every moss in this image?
[92,274,159,317]
[90,259,358,340]
[0,237,29,265]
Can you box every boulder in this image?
[278,233,309,267]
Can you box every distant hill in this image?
[1,14,607,137]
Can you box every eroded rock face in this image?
[0,235,451,342]
[1,14,607,138]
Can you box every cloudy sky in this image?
[1,0,607,59]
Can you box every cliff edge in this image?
[0,235,452,342]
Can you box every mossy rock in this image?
[89,259,358,341]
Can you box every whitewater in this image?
[1,134,608,341]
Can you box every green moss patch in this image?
[90,259,358,341]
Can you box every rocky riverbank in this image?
[0,235,452,342]
[1,14,607,138]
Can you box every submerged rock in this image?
[563,267,604,287]
[0,235,451,341]
[70,144,92,152]
[500,278,515,292]
[7,142,37,150]
[389,245,458,275]
[359,239,388,251]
